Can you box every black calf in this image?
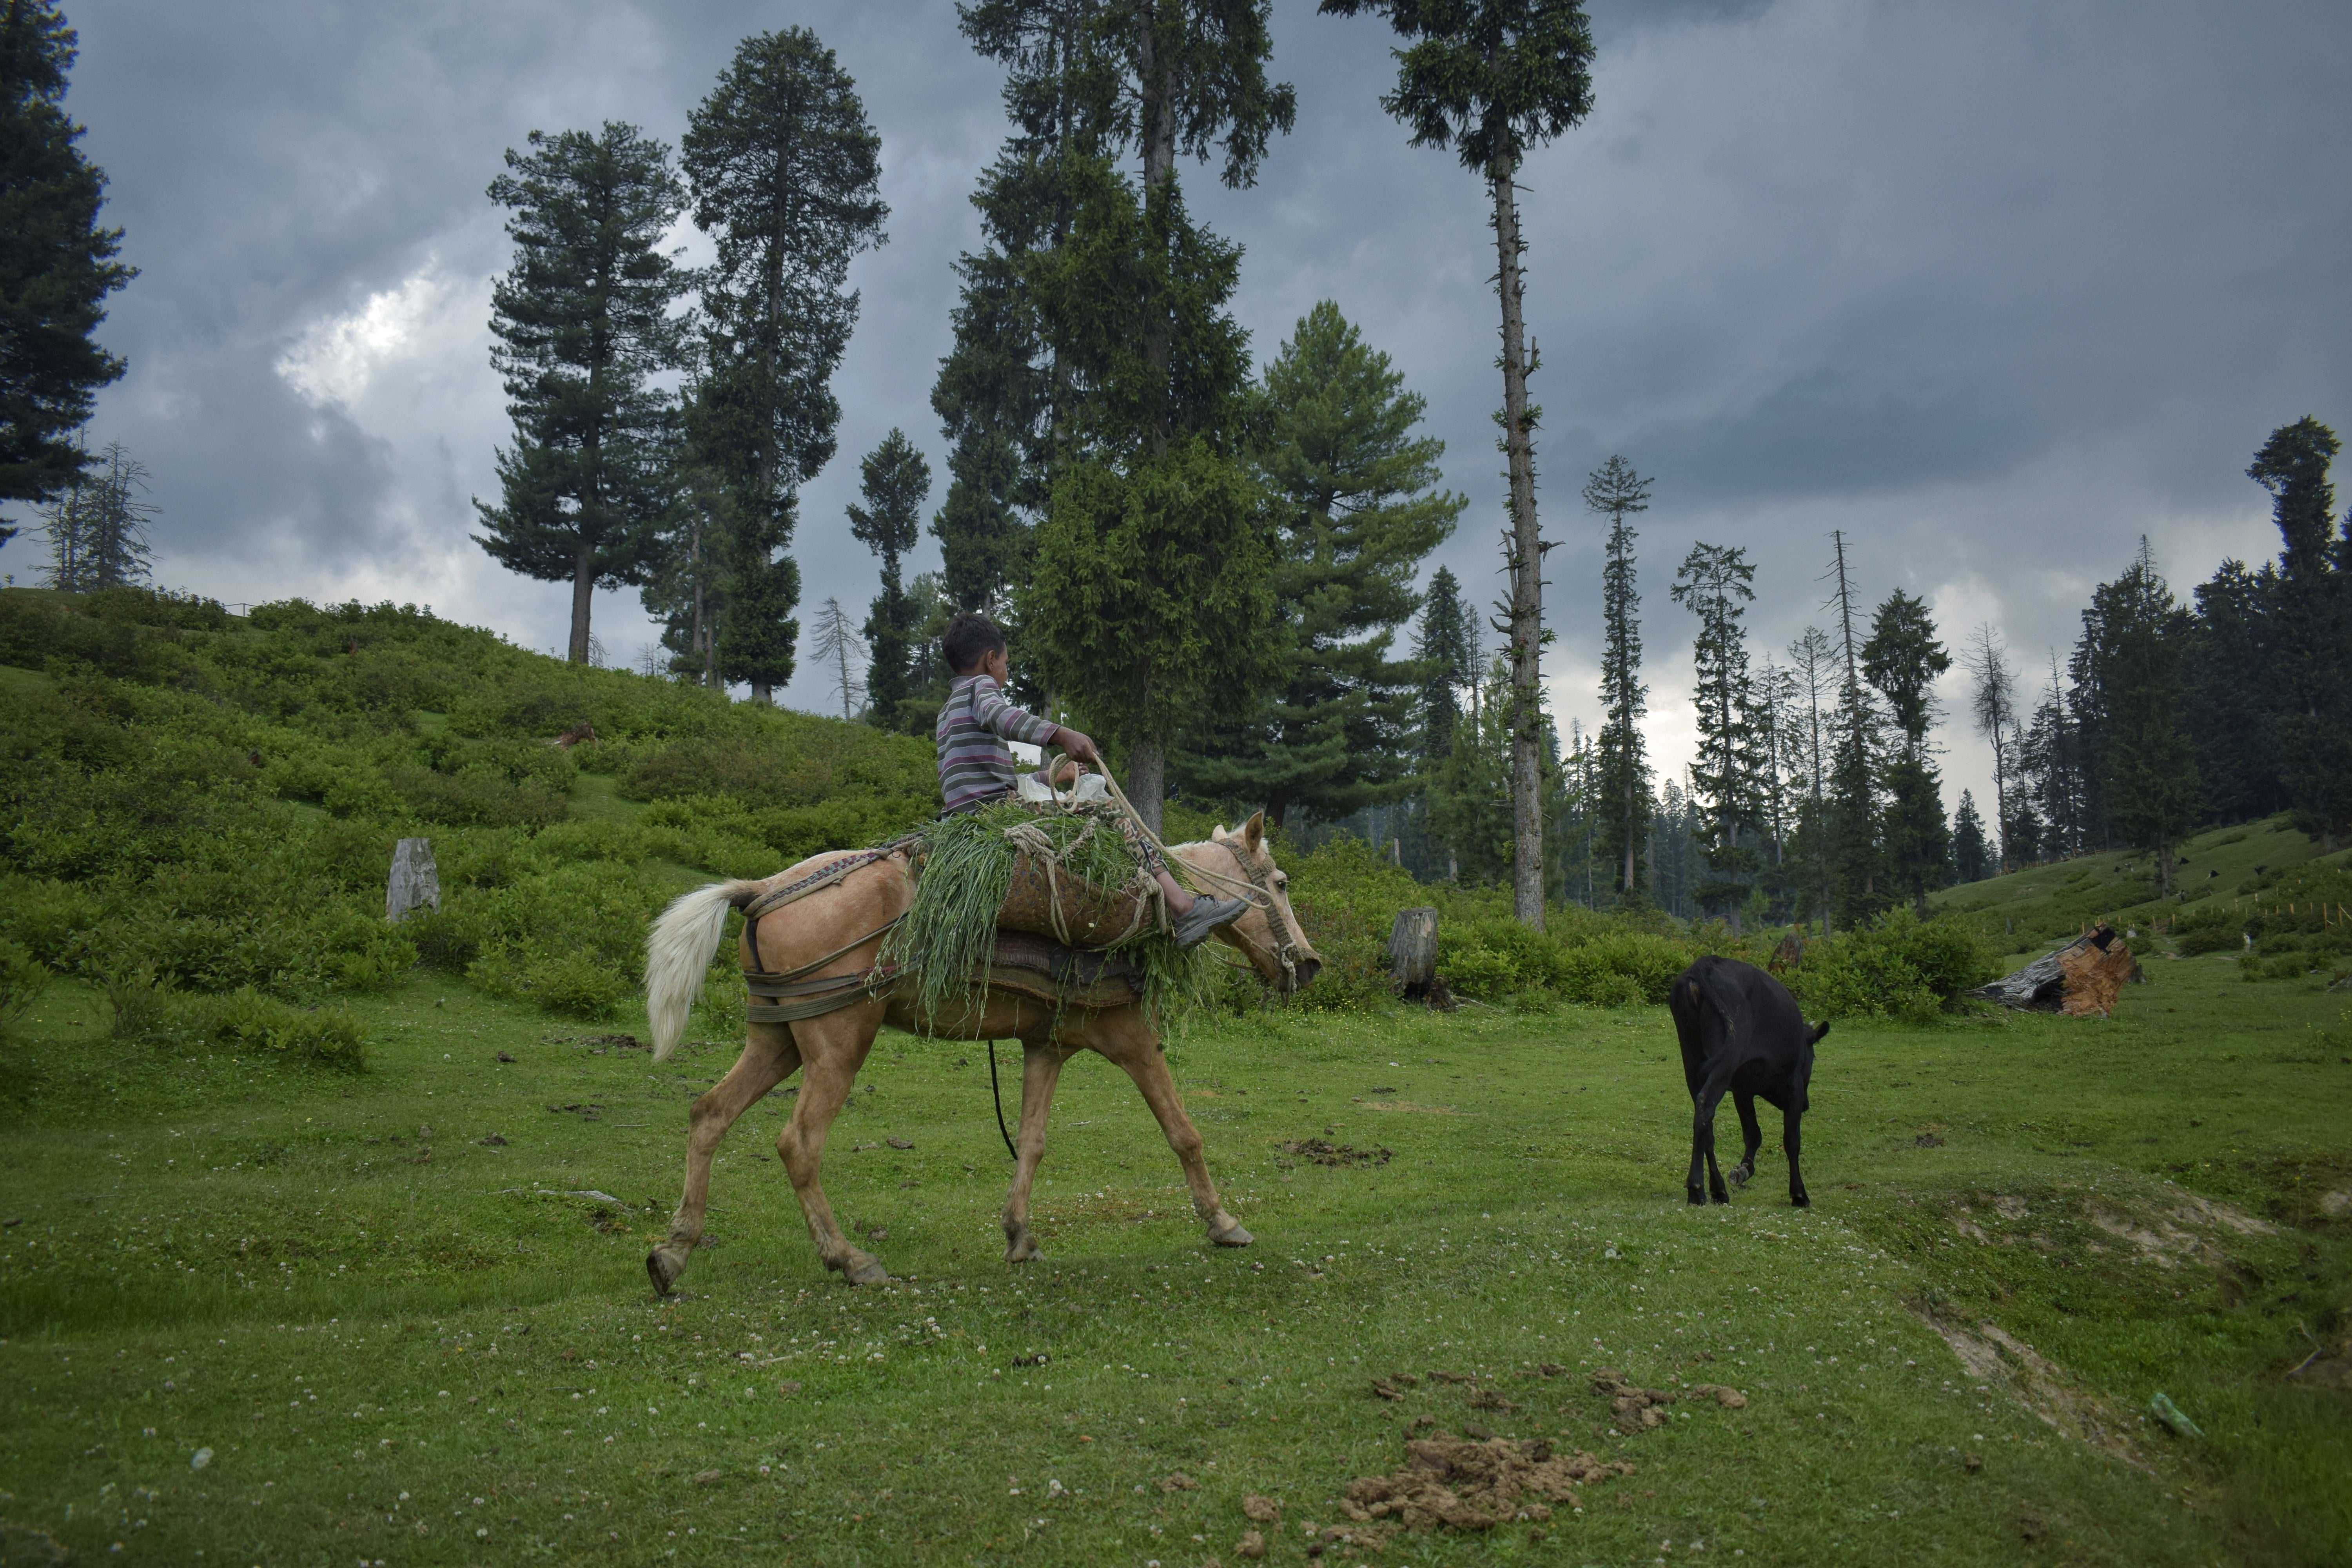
[1666,956,1829,1207]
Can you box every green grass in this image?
[1931,814,2349,966]
[2,959,2346,1565]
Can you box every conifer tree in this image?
[1415,563,1474,759]
[2183,557,2283,824]
[847,428,930,729]
[808,595,866,721]
[1670,541,1760,928]
[1322,0,1596,929]
[1586,456,1650,902]
[475,122,689,665]
[2247,417,2350,847]
[1951,789,1989,884]
[683,28,886,702]
[2081,542,2200,891]
[1426,648,1516,882]
[1861,587,1951,915]
[0,0,133,526]
[1824,530,1881,927]
[40,437,150,589]
[1175,301,1461,824]
[1961,624,2018,873]
[1015,2,1295,831]
[1783,625,1835,926]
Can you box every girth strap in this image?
[742,914,905,1025]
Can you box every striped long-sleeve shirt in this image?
[936,673,1058,815]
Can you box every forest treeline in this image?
[6,1,2346,943]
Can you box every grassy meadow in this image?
[2,947,2347,1566]
[1,586,2347,1565]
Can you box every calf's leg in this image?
[1687,1078,1733,1206]
[1784,1108,1810,1208]
[1726,1091,1764,1192]
[648,1023,799,1295]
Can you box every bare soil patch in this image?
[1339,1434,1633,1532]
[1277,1138,1391,1169]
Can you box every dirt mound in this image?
[1340,1434,1633,1531]
[1907,1303,2149,1470]
[1276,1138,1392,1168]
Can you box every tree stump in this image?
[1388,907,1439,1000]
[387,837,439,923]
[1971,924,2140,1013]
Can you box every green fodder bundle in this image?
[880,799,1210,1028]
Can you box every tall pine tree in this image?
[2183,556,2283,825]
[1824,531,1881,927]
[1415,563,1474,761]
[2247,417,2351,848]
[682,29,886,702]
[475,123,690,664]
[846,428,931,730]
[0,0,132,530]
[1860,587,1951,915]
[1670,541,1760,928]
[1321,0,1597,929]
[1951,789,1989,884]
[1586,456,1650,902]
[1175,301,1461,824]
[2082,542,2200,891]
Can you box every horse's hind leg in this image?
[1089,1006,1252,1248]
[1002,1037,1073,1263]
[775,1006,889,1285]
[648,1023,799,1296]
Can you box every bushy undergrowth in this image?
[2171,860,2352,978]
[0,587,936,1044]
[1777,908,1996,1024]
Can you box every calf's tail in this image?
[645,880,762,1062]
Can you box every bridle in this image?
[1220,840,1305,992]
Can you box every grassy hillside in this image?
[1930,815,2352,978]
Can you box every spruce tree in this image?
[1961,624,2018,873]
[40,437,149,588]
[2083,543,2201,891]
[1426,648,1516,882]
[1586,456,1650,902]
[1415,563,1473,760]
[1783,625,1835,927]
[1824,530,1881,927]
[0,0,133,525]
[2247,417,2351,847]
[847,428,931,730]
[1015,1,1295,831]
[1175,301,1461,824]
[932,0,1124,614]
[476,123,688,664]
[1861,587,1951,916]
[682,28,886,701]
[1670,541,1760,928]
[1322,0,1596,929]
[1951,789,1989,884]
[2183,557,2283,824]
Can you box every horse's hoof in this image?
[1004,1230,1042,1264]
[646,1248,685,1296]
[1726,1168,1750,1192]
[843,1252,891,1287]
[1209,1219,1253,1248]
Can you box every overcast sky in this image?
[31,0,2352,824]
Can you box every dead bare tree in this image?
[1962,624,2018,873]
[808,596,866,721]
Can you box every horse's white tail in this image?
[645,881,759,1062]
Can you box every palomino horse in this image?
[639,811,1319,1290]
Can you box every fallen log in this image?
[1972,924,2142,1015]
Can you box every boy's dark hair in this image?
[942,611,1007,675]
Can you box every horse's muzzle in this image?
[1286,956,1321,993]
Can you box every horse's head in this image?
[1174,811,1321,996]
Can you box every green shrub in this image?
[0,939,50,1032]
[169,987,367,1069]
[1782,909,1994,1023]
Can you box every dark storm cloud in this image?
[43,0,2352,804]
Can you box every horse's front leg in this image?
[775,1006,888,1284]
[648,1024,798,1296]
[1002,1031,1073,1264]
[1089,1005,1251,1248]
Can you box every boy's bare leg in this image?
[1152,868,1196,916]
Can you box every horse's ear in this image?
[1243,811,1265,853]
[1210,823,1229,842]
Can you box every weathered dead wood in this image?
[1388,907,1442,1004]
[386,837,439,923]
[1972,924,2141,1014]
